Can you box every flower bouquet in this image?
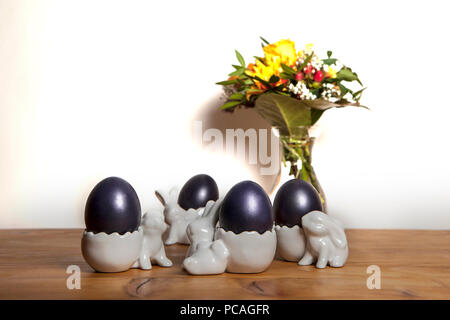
[217,37,368,210]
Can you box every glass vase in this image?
[270,126,327,212]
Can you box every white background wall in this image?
[1,0,449,229]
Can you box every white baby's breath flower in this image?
[343,92,355,103]
[311,55,323,70]
[321,83,341,102]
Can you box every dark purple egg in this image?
[273,179,323,227]
[219,180,273,234]
[178,174,219,210]
[85,177,141,234]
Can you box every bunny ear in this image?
[324,215,347,249]
[202,200,215,217]
[208,200,222,224]
[154,190,166,206]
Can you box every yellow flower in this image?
[263,39,297,67]
[324,65,338,79]
[247,60,278,89]
[246,39,298,90]
[298,43,314,59]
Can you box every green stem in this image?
[280,134,327,212]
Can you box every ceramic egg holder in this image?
[275,224,306,262]
[82,183,348,273]
[81,228,144,273]
[81,209,173,273]
[182,199,277,275]
[275,210,348,268]
[183,210,348,274]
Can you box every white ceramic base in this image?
[299,211,348,268]
[81,227,143,273]
[215,227,277,273]
[183,239,229,275]
[275,224,306,262]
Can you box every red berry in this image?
[295,72,304,81]
[304,65,313,74]
[314,70,324,82]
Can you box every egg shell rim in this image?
[83,226,143,238]
[274,224,302,231]
[215,225,276,236]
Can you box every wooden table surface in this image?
[0,229,449,299]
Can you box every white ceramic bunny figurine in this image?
[183,239,229,275]
[298,211,349,269]
[182,199,231,275]
[132,210,172,270]
[185,199,221,257]
[155,188,204,245]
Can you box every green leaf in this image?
[280,72,293,80]
[229,92,245,100]
[298,53,313,71]
[220,100,242,110]
[242,78,253,86]
[254,56,266,65]
[235,50,245,67]
[269,75,280,83]
[322,58,337,65]
[260,36,270,45]
[216,79,238,85]
[281,63,297,75]
[250,75,271,88]
[327,50,332,58]
[337,68,359,82]
[311,109,325,125]
[228,67,244,77]
[305,99,356,110]
[252,92,368,127]
[338,83,350,95]
[353,87,367,101]
[254,93,312,135]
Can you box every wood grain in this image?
[0,229,449,299]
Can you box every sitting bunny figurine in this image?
[183,239,230,275]
[299,211,349,269]
[132,210,173,270]
[155,188,204,245]
[185,200,221,257]
[183,199,230,274]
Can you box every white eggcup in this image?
[275,224,306,262]
[215,227,277,273]
[81,227,143,273]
